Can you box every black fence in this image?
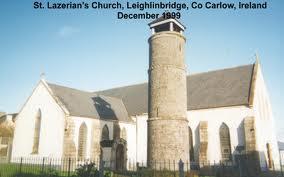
[0,157,283,177]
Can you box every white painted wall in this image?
[253,64,280,170]
[135,106,254,164]
[135,115,148,165]
[188,106,253,163]
[12,81,65,158]
[71,116,115,160]
[71,115,136,164]
[119,121,137,165]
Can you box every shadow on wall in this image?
[92,97,117,120]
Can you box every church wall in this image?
[118,121,137,165]
[252,65,280,170]
[70,116,114,160]
[188,106,253,163]
[12,82,65,158]
[135,106,253,165]
[70,116,136,164]
[136,115,148,165]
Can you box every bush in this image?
[74,162,99,177]
[42,168,59,177]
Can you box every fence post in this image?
[179,159,184,177]
[136,162,139,177]
[99,160,104,177]
[19,157,23,175]
[67,158,71,177]
[41,157,45,173]
[238,158,242,177]
[174,160,176,177]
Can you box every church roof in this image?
[47,83,131,122]
[96,64,254,115]
[46,64,254,118]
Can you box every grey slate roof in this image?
[47,83,131,122]
[96,64,254,115]
[46,64,254,118]
[187,64,253,110]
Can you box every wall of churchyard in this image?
[12,82,65,159]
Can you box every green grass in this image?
[0,163,19,177]
[0,163,75,177]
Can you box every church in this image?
[9,17,280,172]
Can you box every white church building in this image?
[11,62,280,170]
[10,18,280,172]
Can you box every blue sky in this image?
[0,0,283,140]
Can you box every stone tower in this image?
[147,17,189,169]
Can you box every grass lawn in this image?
[0,163,19,177]
[0,163,73,177]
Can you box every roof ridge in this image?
[94,82,147,93]
[47,82,93,94]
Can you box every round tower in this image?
[147,17,189,169]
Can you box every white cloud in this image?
[58,26,79,38]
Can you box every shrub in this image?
[74,162,99,177]
[42,168,59,177]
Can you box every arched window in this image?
[189,126,194,161]
[113,123,121,140]
[121,128,127,140]
[32,110,41,154]
[219,123,232,161]
[101,125,109,141]
[78,123,87,159]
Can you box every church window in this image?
[189,126,194,161]
[219,123,232,161]
[121,128,127,140]
[101,125,109,141]
[113,123,121,140]
[32,110,41,154]
[78,123,87,159]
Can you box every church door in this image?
[116,144,125,170]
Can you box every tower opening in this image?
[148,17,185,34]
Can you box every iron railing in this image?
[0,157,283,177]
